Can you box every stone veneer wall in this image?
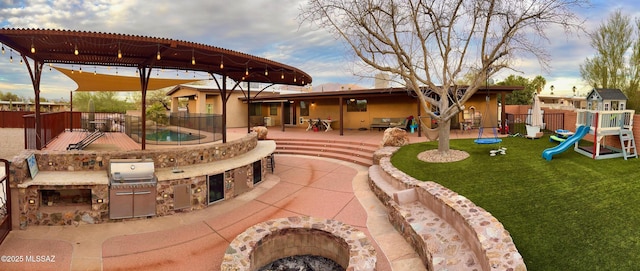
[371,148,526,271]
[10,133,268,228]
[221,216,376,271]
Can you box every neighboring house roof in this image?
[588,88,627,101]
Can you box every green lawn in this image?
[390,136,640,270]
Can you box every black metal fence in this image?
[125,113,223,145]
[505,112,565,136]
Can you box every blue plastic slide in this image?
[542,125,590,161]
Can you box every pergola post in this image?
[138,66,153,150]
[23,56,44,150]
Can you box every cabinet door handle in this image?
[115,192,134,196]
[134,191,151,195]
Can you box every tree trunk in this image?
[437,119,451,153]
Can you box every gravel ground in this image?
[0,128,25,161]
[417,149,469,163]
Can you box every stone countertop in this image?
[155,140,276,181]
[17,170,109,188]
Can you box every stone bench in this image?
[368,150,526,271]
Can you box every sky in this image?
[0,0,639,101]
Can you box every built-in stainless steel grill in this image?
[108,159,157,219]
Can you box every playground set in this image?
[542,110,636,160]
[542,88,637,161]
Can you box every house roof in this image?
[240,85,522,102]
[590,88,627,100]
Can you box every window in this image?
[249,104,262,116]
[208,173,225,204]
[269,104,278,116]
[611,101,619,110]
[347,99,367,112]
[300,101,309,116]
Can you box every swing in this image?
[474,94,502,145]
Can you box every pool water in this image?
[146,130,200,142]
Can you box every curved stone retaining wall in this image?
[221,216,376,271]
[371,148,526,271]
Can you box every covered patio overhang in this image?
[242,86,520,136]
[0,28,311,149]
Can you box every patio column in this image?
[281,101,285,132]
[23,56,44,150]
[339,97,344,136]
[138,66,153,150]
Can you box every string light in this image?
[9,49,13,63]
[79,66,82,73]
[156,44,161,60]
[245,66,249,76]
[1,43,4,54]
[74,44,78,55]
[117,42,122,59]
[49,63,52,71]
[191,49,196,65]
[219,57,224,69]
[94,66,97,75]
[281,71,284,80]
[116,67,118,74]
[30,38,35,54]
[264,66,268,76]
[71,65,74,74]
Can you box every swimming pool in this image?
[146,129,201,142]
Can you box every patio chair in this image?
[67,130,105,150]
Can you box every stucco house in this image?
[167,84,521,135]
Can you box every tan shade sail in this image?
[54,67,203,92]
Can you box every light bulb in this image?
[191,56,195,65]
[265,67,268,76]
[30,43,35,54]
[157,51,161,60]
[245,67,249,76]
[117,49,122,59]
[74,45,78,55]
[281,72,284,80]
[79,66,82,73]
[1,45,4,54]
[220,60,224,69]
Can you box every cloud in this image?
[1,0,640,100]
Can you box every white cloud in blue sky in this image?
[0,0,639,100]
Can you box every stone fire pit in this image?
[221,216,376,271]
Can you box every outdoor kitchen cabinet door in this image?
[133,187,157,217]
[109,190,134,219]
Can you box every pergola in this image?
[0,28,311,149]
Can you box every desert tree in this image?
[580,10,640,109]
[301,0,586,154]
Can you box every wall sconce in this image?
[311,101,315,106]
[163,193,169,198]
[195,188,202,193]
[226,180,233,190]
[194,95,198,100]
[28,199,35,204]
[97,199,103,203]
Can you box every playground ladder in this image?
[619,129,637,160]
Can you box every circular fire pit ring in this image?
[221,216,377,271]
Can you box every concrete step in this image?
[275,140,378,153]
[271,137,379,149]
[274,149,373,167]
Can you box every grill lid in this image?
[109,159,155,181]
